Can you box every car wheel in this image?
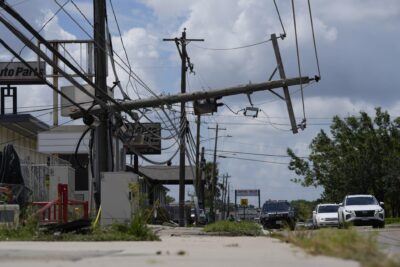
[338,216,343,229]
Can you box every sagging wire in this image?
[68,0,187,142]
[291,0,307,127]
[307,0,321,80]
[108,0,135,98]
[224,103,245,115]
[273,0,286,38]
[74,126,92,169]
[191,38,273,51]
[260,109,292,132]
[2,0,70,68]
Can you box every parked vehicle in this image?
[338,195,385,228]
[295,218,314,230]
[189,208,207,225]
[312,204,339,228]
[260,200,296,230]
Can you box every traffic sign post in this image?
[240,198,248,220]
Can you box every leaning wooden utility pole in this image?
[271,33,298,134]
[93,0,109,211]
[71,76,311,119]
[163,29,204,227]
[208,124,226,223]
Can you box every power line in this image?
[291,0,306,121]
[191,37,273,51]
[204,152,289,165]
[273,0,286,37]
[307,0,321,79]
[64,0,183,141]
[194,120,330,127]
[2,0,70,66]
[187,112,333,121]
[205,149,307,159]
[108,0,136,98]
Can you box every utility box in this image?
[60,84,113,117]
[49,166,75,201]
[60,84,94,117]
[101,172,138,226]
[0,204,19,226]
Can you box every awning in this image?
[0,114,49,138]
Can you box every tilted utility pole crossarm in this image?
[71,76,311,119]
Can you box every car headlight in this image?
[375,209,384,215]
[344,210,355,215]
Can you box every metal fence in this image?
[13,145,71,202]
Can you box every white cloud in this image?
[315,0,400,24]
[38,10,76,40]
[110,27,162,98]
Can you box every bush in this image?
[203,221,263,236]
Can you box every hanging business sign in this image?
[0,61,46,85]
[235,189,260,197]
[126,122,161,155]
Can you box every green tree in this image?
[287,108,400,217]
[165,195,175,205]
[291,199,318,221]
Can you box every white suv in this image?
[313,204,339,228]
[338,195,385,228]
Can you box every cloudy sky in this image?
[1,0,400,205]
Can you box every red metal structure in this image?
[30,183,88,224]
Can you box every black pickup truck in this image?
[260,200,296,230]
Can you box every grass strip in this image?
[203,221,263,236]
[0,217,159,241]
[275,228,399,267]
[385,217,400,225]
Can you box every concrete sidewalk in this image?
[0,235,358,267]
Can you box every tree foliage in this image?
[287,108,400,217]
[290,199,318,221]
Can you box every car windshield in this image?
[318,205,339,213]
[346,197,377,206]
[263,202,290,212]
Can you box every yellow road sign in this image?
[240,198,248,207]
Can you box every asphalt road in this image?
[356,224,400,256]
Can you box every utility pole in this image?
[93,0,109,211]
[195,114,201,208]
[199,146,205,209]
[208,124,226,222]
[227,183,230,218]
[271,33,298,134]
[221,174,226,219]
[222,173,231,219]
[163,29,204,227]
[71,76,312,119]
[52,42,58,126]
